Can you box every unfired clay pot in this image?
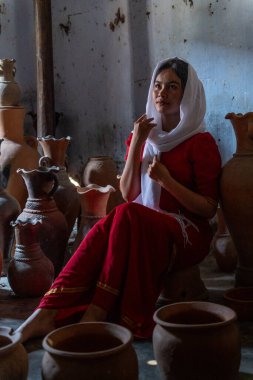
[41,322,139,380]
[153,301,241,380]
[0,58,21,106]
[0,326,28,380]
[220,112,253,286]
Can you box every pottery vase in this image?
[0,183,20,267]
[153,301,241,380]
[7,218,54,297]
[72,184,115,252]
[41,322,138,380]
[0,59,21,106]
[82,156,124,213]
[16,166,68,276]
[0,106,39,209]
[0,326,28,380]
[38,135,80,238]
[220,112,253,286]
[211,207,237,273]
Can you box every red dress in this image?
[39,132,221,338]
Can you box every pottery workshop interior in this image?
[0,0,253,379]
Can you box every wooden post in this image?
[34,0,55,137]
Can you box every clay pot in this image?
[0,326,28,380]
[220,112,253,286]
[72,184,115,251]
[0,59,21,106]
[0,106,39,209]
[82,156,124,213]
[41,322,138,380]
[7,218,54,297]
[153,301,241,380]
[224,287,253,321]
[211,207,237,273]
[16,166,68,276]
[38,135,80,238]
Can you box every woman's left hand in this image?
[147,155,171,185]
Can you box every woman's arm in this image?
[120,114,156,201]
[148,156,217,218]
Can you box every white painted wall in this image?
[1,0,253,181]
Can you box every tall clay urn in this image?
[16,166,68,276]
[82,156,124,213]
[38,135,80,238]
[41,322,138,380]
[220,112,253,286]
[0,58,21,106]
[7,218,54,297]
[153,301,241,380]
[0,326,28,380]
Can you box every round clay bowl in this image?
[223,287,253,321]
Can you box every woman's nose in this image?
[159,86,167,97]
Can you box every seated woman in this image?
[17,57,221,342]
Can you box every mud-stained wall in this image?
[0,0,253,181]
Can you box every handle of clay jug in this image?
[48,172,59,196]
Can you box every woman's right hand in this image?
[132,114,157,145]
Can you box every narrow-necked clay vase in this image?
[7,218,54,297]
[41,322,138,380]
[153,301,241,380]
[0,58,21,106]
[38,135,80,238]
[0,326,28,380]
[16,166,68,276]
[220,112,253,286]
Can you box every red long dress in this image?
[39,132,221,338]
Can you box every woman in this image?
[17,57,221,341]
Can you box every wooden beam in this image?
[34,0,55,136]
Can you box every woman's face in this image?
[152,68,184,116]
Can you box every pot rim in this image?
[153,301,237,330]
[0,327,22,354]
[224,287,253,304]
[42,321,133,358]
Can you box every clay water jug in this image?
[82,156,124,213]
[7,218,54,297]
[41,322,138,380]
[0,106,39,209]
[72,184,115,251]
[38,135,80,238]
[0,58,21,106]
[153,301,241,380]
[16,166,68,276]
[0,326,28,380]
[220,112,253,286]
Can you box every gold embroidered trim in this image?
[45,286,88,296]
[96,281,120,296]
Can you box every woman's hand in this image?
[147,155,171,185]
[132,114,157,145]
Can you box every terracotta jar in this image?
[211,207,237,273]
[7,218,54,297]
[220,112,253,286]
[153,301,241,380]
[38,135,80,238]
[82,156,124,213]
[16,166,68,276]
[0,326,28,380]
[0,106,39,209]
[72,184,115,252]
[41,322,138,380]
[0,58,21,106]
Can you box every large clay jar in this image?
[82,156,124,213]
[220,112,253,286]
[7,218,54,297]
[38,135,80,238]
[41,322,138,380]
[0,183,20,265]
[72,184,115,252]
[0,326,28,380]
[0,59,21,106]
[0,106,39,209]
[153,301,241,380]
[211,207,237,273]
[16,166,68,276]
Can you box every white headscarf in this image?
[134,57,206,210]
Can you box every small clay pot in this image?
[41,322,138,380]
[224,287,253,321]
